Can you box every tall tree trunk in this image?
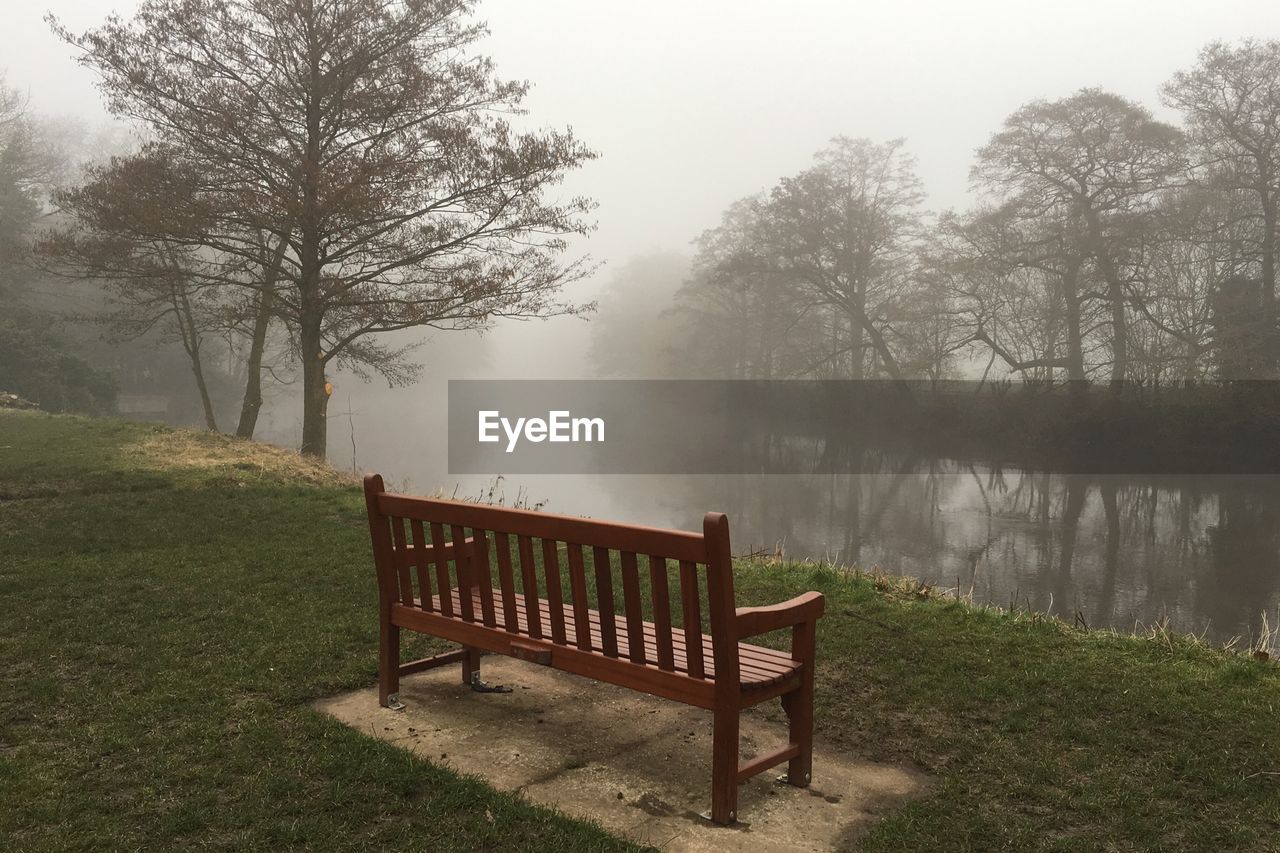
[173,283,218,432]
[1061,257,1086,383]
[849,290,865,381]
[834,284,903,382]
[1083,211,1128,389]
[1260,188,1277,374]
[1107,277,1128,389]
[235,281,274,438]
[298,308,328,458]
[299,16,327,458]
[235,233,290,439]
[297,187,326,456]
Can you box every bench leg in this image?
[710,707,739,824]
[378,607,400,709]
[461,645,482,685]
[783,620,816,786]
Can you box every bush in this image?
[0,309,117,415]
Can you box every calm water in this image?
[310,387,1280,646]
[385,460,1280,647]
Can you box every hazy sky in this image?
[8,0,1280,373]
[11,0,1280,261]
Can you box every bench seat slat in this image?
[391,602,719,708]
[409,587,800,689]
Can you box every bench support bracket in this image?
[470,673,513,694]
[385,692,406,711]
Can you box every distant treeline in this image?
[595,41,1280,390]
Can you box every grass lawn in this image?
[2,410,1278,851]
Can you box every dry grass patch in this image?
[125,428,357,488]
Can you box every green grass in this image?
[0,412,634,852]
[737,569,1280,850]
[2,411,1278,851]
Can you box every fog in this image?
[7,0,1280,640]
[12,0,1280,279]
[11,1,1280,376]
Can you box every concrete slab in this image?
[315,657,926,852]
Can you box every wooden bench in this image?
[363,473,825,824]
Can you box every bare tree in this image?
[671,197,815,379]
[926,206,1093,382]
[0,73,120,414]
[672,140,938,382]
[974,89,1185,387]
[1130,185,1251,381]
[0,82,38,301]
[1164,40,1280,373]
[55,0,595,457]
[41,150,237,430]
[763,137,926,380]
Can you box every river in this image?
[366,453,1280,647]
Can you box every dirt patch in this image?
[125,429,355,487]
[317,657,927,852]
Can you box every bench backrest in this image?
[363,474,740,688]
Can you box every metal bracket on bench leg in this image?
[386,693,406,711]
[777,772,811,784]
[470,673,512,694]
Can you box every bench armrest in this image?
[734,591,825,639]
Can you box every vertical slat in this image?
[566,543,592,651]
[619,551,646,664]
[429,522,454,617]
[541,539,568,644]
[451,524,476,622]
[494,532,519,632]
[390,517,413,605]
[364,475,399,708]
[648,555,675,671]
[592,546,619,658]
[410,519,433,612]
[471,528,497,628]
[517,535,543,638]
[705,512,741,825]
[679,560,705,678]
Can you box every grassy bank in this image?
[2,411,1278,850]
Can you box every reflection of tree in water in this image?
[646,433,1280,642]
[1205,488,1280,641]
